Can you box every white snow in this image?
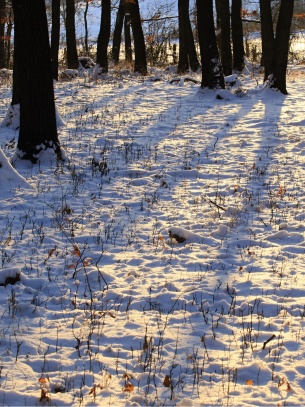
[1,64,305,406]
[1,103,20,130]
[0,147,31,191]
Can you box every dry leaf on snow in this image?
[123,382,134,392]
[163,375,171,387]
[72,245,81,256]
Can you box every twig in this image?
[208,199,226,212]
[262,334,276,349]
[141,15,178,23]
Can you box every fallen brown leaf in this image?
[123,382,134,392]
[163,375,171,387]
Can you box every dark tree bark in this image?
[11,7,20,107]
[5,5,12,68]
[124,13,132,63]
[178,0,189,72]
[112,0,125,64]
[177,0,199,73]
[51,0,60,81]
[0,0,5,68]
[12,0,61,162]
[66,0,78,69]
[186,10,200,72]
[196,0,225,89]
[96,0,111,72]
[125,0,147,75]
[1,2,19,129]
[12,0,20,106]
[270,0,294,94]
[215,0,221,45]
[259,0,274,82]
[219,0,232,76]
[215,0,222,65]
[231,0,245,72]
[84,0,89,55]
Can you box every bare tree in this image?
[12,0,62,162]
[96,0,111,72]
[178,0,199,73]
[196,0,225,89]
[51,0,60,80]
[112,0,125,64]
[125,0,147,75]
[215,0,221,48]
[83,0,89,55]
[219,0,232,76]
[231,0,245,72]
[270,0,295,94]
[259,0,274,82]
[124,12,132,63]
[66,0,78,69]
[5,3,12,68]
[0,0,6,68]
[178,0,189,72]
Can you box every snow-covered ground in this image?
[1,64,305,406]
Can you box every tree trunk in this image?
[96,0,111,72]
[231,0,245,72]
[125,0,147,75]
[215,0,222,49]
[178,0,189,73]
[66,0,78,69]
[259,0,274,82]
[271,0,294,94]
[219,0,232,76]
[51,0,60,81]
[178,0,199,73]
[12,0,20,106]
[84,0,89,55]
[185,7,199,72]
[5,6,12,68]
[124,13,132,63]
[0,0,5,68]
[12,0,61,162]
[196,0,224,89]
[112,0,125,64]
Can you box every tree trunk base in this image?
[14,142,64,164]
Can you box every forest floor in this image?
[1,64,305,406]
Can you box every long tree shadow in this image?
[131,85,305,402]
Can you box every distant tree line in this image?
[0,0,299,163]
